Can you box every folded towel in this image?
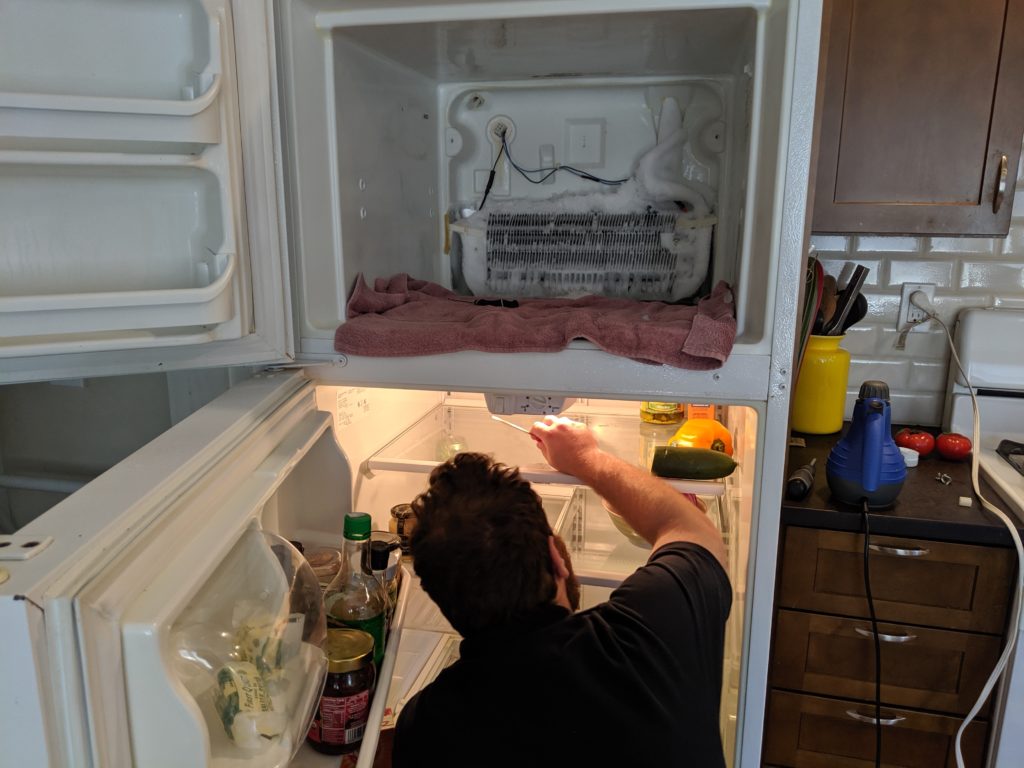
[334,274,736,369]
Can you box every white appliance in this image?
[0,1,824,766]
[945,308,1024,768]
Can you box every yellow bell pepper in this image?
[669,418,734,456]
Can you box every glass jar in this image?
[639,401,684,424]
[389,503,416,555]
[307,629,376,755]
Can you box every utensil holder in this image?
[791,335,850,434]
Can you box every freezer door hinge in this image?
[263,356,347,372]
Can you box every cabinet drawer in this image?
[778,528,1014,633]
[771,610,1001,715]
[763,690,988,767]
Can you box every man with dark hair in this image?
[394,416,731,767]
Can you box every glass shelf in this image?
[365,405,725,497]
[556,487,730,587]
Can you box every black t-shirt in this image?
[393,541,732,767]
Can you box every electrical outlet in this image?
[897,283,936,332]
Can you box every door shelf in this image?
[0,160,237,354]
[0,0,229,152]
[364,404,727,497]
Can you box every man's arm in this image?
[530,416,726,566]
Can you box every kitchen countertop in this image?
[784,429,1024,547]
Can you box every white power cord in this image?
[909,291,1024,768]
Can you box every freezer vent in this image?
[454,208,714,302]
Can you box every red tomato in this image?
[894,428,935,457]
[936,433,972,461]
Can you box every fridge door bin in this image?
[364,403,727,497]
[0,161,239,351]
[0,0,228,151]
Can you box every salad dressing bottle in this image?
[323,513,388,667]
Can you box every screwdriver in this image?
[786,458,817,501]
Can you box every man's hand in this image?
[529,416,601,479]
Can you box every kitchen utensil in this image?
[820,275,838,327]
[491,415,532,434]
[826,380,906,508]
[825,264,869,335]
[797,258,825,370]
[840,293,868,333]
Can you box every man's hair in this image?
[410,452,557,637]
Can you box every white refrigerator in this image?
[0,0,822,765]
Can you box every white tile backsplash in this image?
[808,149,1024,427]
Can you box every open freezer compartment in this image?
[0,0,253,360]
[276,1,807,392]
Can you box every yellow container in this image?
[791,335,850,434]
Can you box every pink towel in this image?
[334,274,737,369]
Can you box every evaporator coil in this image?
[452,206,715,302]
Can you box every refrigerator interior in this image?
[277,1,790,357]
[1,374,758,767]
[297,385,759,766]
[0,0,251,358]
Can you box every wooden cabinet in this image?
[812,0,1024,236]
[778,528,1014,633]
[764,527,1015,767]
[764,691,989,768]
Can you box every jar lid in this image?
[390,503,414,520]
[325,628,374,673]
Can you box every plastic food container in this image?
[304,548,342,585]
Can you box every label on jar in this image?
[308,690,370,746]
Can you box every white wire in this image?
[917,308,1024,768]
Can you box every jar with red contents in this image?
[307,628,376,755]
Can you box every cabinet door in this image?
[777,528,1015,634]
[771,609,1002,715]
[763,690,988,767]
[812,0,1024,235]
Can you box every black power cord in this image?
[477,129,631,211]
[476,140,507,210]
[862,499,882,768]
[500,134,630,186]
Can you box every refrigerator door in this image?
[0,372,363,767]
[0,0,292,384]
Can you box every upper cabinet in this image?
[812,0,1024,236]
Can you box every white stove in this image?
[944,308,1024,519]
[943,308,1024,768]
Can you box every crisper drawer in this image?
[778,527,1014,634]
[771,609,1002,715]
[763,691,988,767]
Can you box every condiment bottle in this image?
[324,513,387,667]
[640,402,684,424]
[307,628,376,755]
[389,503,416,555]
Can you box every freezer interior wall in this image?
[285,6,779,347]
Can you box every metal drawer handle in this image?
[855,626,917,644]
[869,543,930,557]
[993,153,1009,214]
[846,709,905,727]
